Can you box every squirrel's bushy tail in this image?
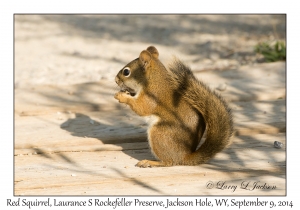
[168,58,234,165]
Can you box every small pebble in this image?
[71,174,77,177]
[274,141,283,149]
[216,83,227,91]
[89,120,94,125]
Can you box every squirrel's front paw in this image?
[114,91,129,103]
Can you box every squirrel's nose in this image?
[115,76,120,84]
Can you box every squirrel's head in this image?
[115,46,159,97]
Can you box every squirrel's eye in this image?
[123,68,131,77]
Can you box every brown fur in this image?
[114,46,233,167]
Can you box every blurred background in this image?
[14,14,286,87]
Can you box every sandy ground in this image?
[14,14,285,87]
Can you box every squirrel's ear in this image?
[139,50,152,68]
[146,46,159,59]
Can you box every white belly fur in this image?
[143,115,160,159]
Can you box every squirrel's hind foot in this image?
[135,160,169,168]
